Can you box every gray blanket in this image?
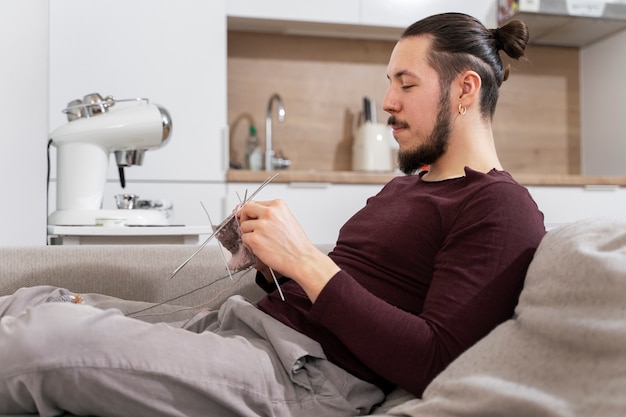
[378,217,626,417]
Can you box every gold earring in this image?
[458,103,467,115]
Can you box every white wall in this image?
[0,1,49,245]
[0,0,229,245]
[581,29,626,175]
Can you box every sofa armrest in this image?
[0,244,336,311]
[0,245,264,310]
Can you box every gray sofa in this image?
[2,217,625,417]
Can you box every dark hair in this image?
[402,13,529,120]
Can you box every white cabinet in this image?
[527,186,626,229]
[360,0,497,28]
[224,182,626,241]
[49,0,228,182]
[225,182,384,244]
[47,0,228,229]
[227,0,497,32]
[101,182,228,228]
[226,0,360,25]
[227,183,626,237]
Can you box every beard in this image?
[390,92,452,175]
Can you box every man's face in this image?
[383,36,453,174]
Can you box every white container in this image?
[245,126,263,171]
[352,123,393,171]
[248,146,263,171]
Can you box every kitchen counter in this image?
[47,225,214,245]
[227,170,626,186]
[228,169,398,184]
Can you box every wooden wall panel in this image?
[496,46,580,174]
[227,31,580,174]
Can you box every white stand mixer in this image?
[48,93,173,226]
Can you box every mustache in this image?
[387,115,409,129]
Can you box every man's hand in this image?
[238,199,340,303]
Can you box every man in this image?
[0,13,545,417]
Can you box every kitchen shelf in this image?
[227,169,399,184]
[227,170,626,186]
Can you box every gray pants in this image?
[0,286,383,417]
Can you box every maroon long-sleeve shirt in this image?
[257,167,545,397]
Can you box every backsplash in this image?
[227,31,580,175]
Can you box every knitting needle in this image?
[202,205,234,281]
[169,173,279,279]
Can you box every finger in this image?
[238,202,269,234]
[239,216,256,234]
[238,201,262,223]
[238,199,280,222]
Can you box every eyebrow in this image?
[387,70,420,80]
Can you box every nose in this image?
[382,87,398,114]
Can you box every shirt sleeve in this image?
[308,182,545,396]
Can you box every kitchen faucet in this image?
[265,93,290,171]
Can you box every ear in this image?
[457,70,481,105]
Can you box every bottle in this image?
[245,125,262,171]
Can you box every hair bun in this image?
[492,20,529,60]
[493,28,505,51]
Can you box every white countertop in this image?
[48,225,213,236]
[47,225,215,245]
